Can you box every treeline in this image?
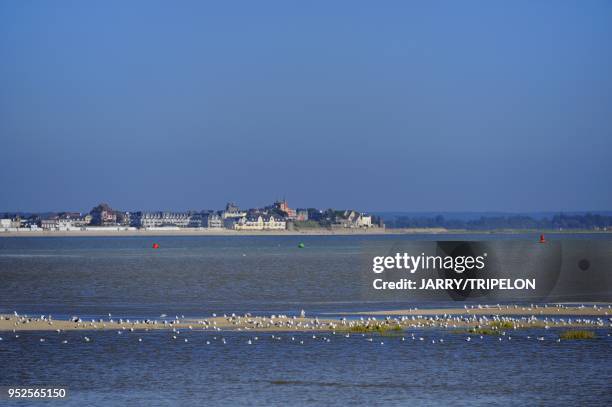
[387,213,612,231]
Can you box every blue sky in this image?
[1,1,611,212]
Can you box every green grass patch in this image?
[347,324,403,335]
[490,321,514,330]
[559,330,595,340]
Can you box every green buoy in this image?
[298,243,305,248]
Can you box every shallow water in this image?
[1,328,610,406]
[0,234,611,405]
[1,233,610,318]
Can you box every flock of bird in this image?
[1,327,610,346]
[1,305,611,346]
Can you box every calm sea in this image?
[0,234,610,405]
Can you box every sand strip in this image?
[1,305,608,333]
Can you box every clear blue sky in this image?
[1,1,611,213]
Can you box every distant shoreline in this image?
[0,228,610,237]
[0,228,424,238]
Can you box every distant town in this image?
[0,200,384,232]
[2,202,612,234]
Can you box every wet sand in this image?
[335,304,612,317]
[1,304,608,333]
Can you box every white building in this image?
[203,212,223,228]
[356,214,373,227]
[41,219,59,230]
[221,202,246,220]
[132,212,192,228]
[228,215,286,231]
[40,218,76,231]
[40,213,91,231]
[0,218,19,231]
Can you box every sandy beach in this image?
[0,227,451,238]
[2,228,610,238]
[335,304,612,317]
[2,304,608,333]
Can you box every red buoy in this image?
[152,243,160,249]
[539,234,546,243]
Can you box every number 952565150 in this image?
[5,387,67,399]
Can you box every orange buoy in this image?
[539,234,546,243]
[152,243,160,249]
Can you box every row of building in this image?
[1,200,382,232]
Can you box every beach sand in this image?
[0,227,449,238]
[335,304,612,317]
[1,305,608,333]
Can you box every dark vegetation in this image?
[387,213,612,231]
